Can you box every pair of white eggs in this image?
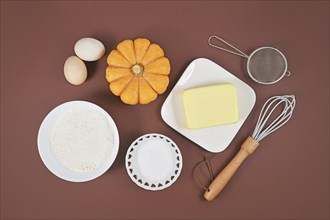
[64,38,105,85]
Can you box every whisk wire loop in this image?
[253,97,282,137]
[259,98,295,140]
[252,96,280,139]
[255,97,288,139]
[252,95,296,142]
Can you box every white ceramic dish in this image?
[125,133,183,191]
[37,101,119,182]
[161,58,256,153]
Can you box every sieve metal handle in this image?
[208,35,249,59]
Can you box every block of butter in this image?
[182,84,239,129]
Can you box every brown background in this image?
[1,1,329,220]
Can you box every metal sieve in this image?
[208,35,291,85]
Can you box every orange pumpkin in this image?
[106,38,171,105]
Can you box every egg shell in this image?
[74,38,105,62]
[64,56,87,85]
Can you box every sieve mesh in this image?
[247,48,287,84]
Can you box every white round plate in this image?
[125,133,183,191]
[161,58,256,153]
[37,101,119,182]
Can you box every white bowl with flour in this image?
[38,101,119,182]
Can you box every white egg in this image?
[63,56,87,85]
[74,37,105,62]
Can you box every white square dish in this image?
[161,58,256,153]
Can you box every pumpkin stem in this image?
[131,64,143,76]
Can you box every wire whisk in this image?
[204,95,296,201]
[252,95,296,142]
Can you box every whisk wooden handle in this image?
[204,137,260,201]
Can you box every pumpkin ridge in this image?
[106,66,132,83]
[137,76,140,104]
[138,77,158,104]
[143,57,170,75]
[122,77,135,96]
[117,39,136,65]
[116,49,135,67]
[108,66,131,69]
[138,43,151,66]
[107,50,132,68]
[142,72,169,94]
[120,77,139,105]
[143,71,168,76]
[141,43,165,66]
[115,75,134,96]
[134,38,151,64]
[141,74,158,94]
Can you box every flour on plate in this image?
[50,106,114,172]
